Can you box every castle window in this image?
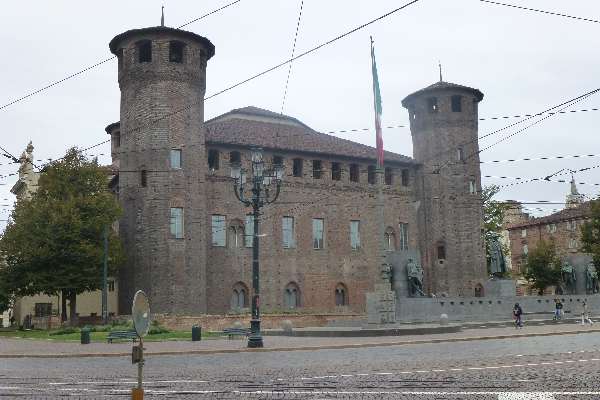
[350,220,361,250]
[547,223,557,233]
[169,41,185,63]
[208,149,219,170]
[451,95,462,112]
[114,132,121,148]
[569,239,578,249]
[170,149,182,169]
[108,280,115,292]
[399,223,409,250]
[385,167,393,185]
[522,244,528,256]
[244,215,254,247]
[474,284,484,297]
[211,215,226,246]
[282,216,295,248]
[469,180,476,194]
[230,151,241,164]
[312,160,322,179]
[368,165,376,184]
[521,229,527,238]
[137,40,152,63]
[335,283,348,306]
[401,169,410,186]
[170,207,184,239]
[437,244,446,260]
[140,170,147,187]
[231,282,248,309]
[349,164,360,182]
[427,97,438,113]
[293,158,303,177]
[331,162,341,181]
[457,147,464,162]
[284,282,300,309]
[312,218,324,249]
[229,220,244,248]
[384,227,396,251]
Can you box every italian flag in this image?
[371,38,384,167]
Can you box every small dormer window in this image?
[169,41,185,63]
[451,95,462,112]
[427,97,438,113]
[137,40,152,63]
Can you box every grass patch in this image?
[0,327,220,342]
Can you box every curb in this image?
[2,327,600,359]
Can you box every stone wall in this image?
[396,294,600,323]
[153,313,363,331]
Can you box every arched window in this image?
[384,227,396,251]
[231,282,249,309]
[335,283,348,306]
[228,219,244,248]
[137,40,152,63]
[284,282,301,309]
[474,284,484,297]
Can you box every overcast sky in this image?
[1,0,599,229]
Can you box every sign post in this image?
[131,290,150,400]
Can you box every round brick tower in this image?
[109,27,215,314]
[402,81,486,297]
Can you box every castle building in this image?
[106,24,487,315]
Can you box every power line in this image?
[479,0,600,24]
[0,1,243,112]
[480,153,600,164]
[280,0,305,114]
[484,174,600,187]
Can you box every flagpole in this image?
[370,37,388,288]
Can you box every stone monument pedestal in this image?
[484,278,516,297]
[366,284,396,324]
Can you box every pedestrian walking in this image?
[513,303,523,328]
[581,299,594,325]
[554,298,563,321]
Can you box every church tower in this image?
[108,24,215,314]
[402,81,487,296]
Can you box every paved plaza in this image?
[2,323,600,398]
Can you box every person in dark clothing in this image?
[554,298,563,320]
[513,303,523,328]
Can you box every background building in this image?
[106,24,488,315]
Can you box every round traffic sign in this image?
[132,290,150,337]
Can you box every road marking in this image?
[498,393,555,399]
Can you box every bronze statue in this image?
[406,258,424,297]
[489,237,507,276]
[586,263,599,294]
[560,261,577,295]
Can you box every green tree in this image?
[0,148,123,323]
[581,199,600,266]
[482,185,511,275]
[523,239,561,295]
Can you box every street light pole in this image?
[231,149,283,348]
[102,225,109,325]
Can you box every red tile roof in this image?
[507,201,593,230]
[205,107,414,164]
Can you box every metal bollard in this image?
[80,327,91,345]
[191,325,201,341]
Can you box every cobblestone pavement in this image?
[2,331,600,399]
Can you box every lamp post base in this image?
[247,318,263,348]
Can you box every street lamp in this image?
[231,148,283,348]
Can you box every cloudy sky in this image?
[1,0,599,229]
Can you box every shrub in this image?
[49,327,79,336]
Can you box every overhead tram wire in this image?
[432,87,600,174]
[0,0,244,113]
[32,0,423,171]
[478,0,600,24]
[481,153,600,164]
[280,0,305,114]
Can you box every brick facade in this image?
[107,26,488,315]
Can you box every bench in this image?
[222,328,251,340]
[107,330,138,343]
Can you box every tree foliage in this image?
[581,199,600,267]
[482,185,511,273]
[0,148,123,321]
[523,239,561,295]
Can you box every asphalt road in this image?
[2,332,600,399]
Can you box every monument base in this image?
[366,284,396,324]
[484,278,516,297]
